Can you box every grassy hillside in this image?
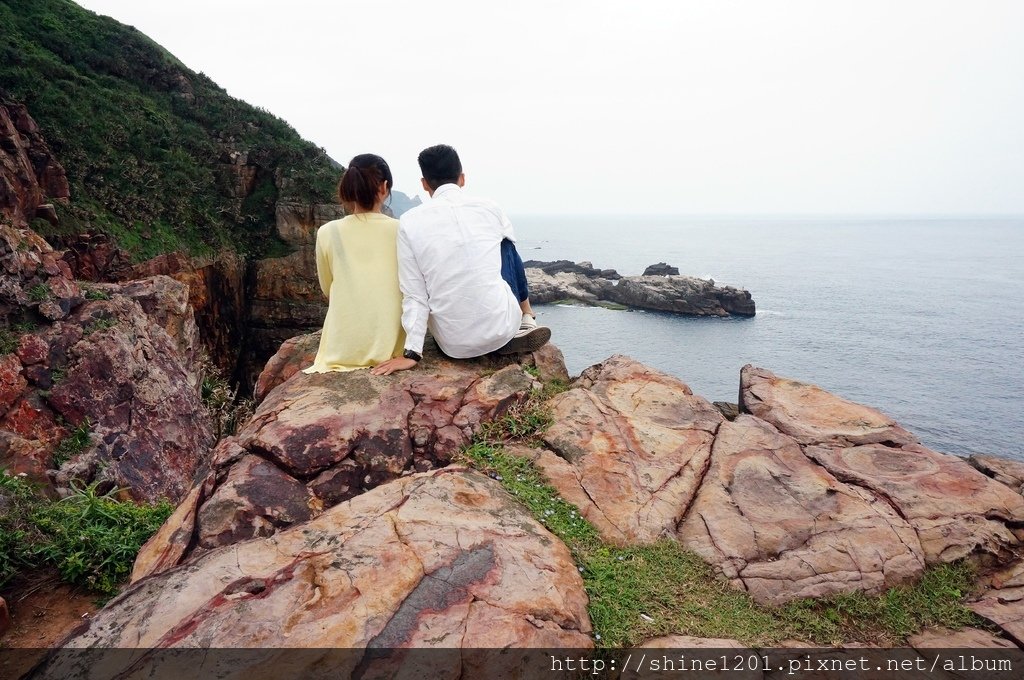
[0,0,339,259]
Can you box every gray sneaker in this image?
[496,325,551,355]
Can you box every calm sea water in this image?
[512,216,1024,461]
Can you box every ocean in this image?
[511,216,1024,461]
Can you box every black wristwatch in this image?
[403,349,422,363]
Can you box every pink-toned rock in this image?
[0,353,26,414]
[538,355,722,544]
[37,469,590,678]
[252,330,320,403]
[970,454,1024,495]
[969,593,1024,647]
[15,333,47,366]
[908,627,1016,649]
[530,342,570,383]
[739,365,917,447]
[108,275,201,367]
[678,415,924,605]
[806,443,1024,565]
[134,339,552,577]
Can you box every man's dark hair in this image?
[418,144,462,191]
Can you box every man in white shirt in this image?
[371,145,550,375]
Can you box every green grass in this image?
[53,417,92,467]
[84,316,117,335]
[1,0,339,260]
[461,389,984,647]
[83,287,112,301]
[0,471,172,595]
[28,283,51,302]
[0,328,18,354]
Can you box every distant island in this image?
[524,259,756,316]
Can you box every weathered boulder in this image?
[252,330,320,403]
[738,365,917,447]
[678,415,925,605]
[1,226,213,502]
[133,339,555,578]
[35,469,590,678]
[525,262,755,316]
[970,454,1024,495]
[968,561,1024,646]
[908,627,1016,649]
[806,443,1024,565]
[526,355,722,544]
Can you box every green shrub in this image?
[0,471,172,595]
[53,417,92,467]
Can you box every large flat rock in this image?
[806,443,1024,565]
[31,469,591,679]
[539,355,722,544]
[739,365,917,447]
[133,339,546,579]
[678,415,924,605]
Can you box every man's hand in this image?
[370,357,418,376]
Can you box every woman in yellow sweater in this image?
[303,154,405,373]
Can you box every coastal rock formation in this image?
[970,454,1024,495]
[132,337,543,579]
[524,260,755,316]
[678,415,925,605]
[0,100,69,228]
[514,355,723,544]
[642,262,680,276]
[506,357,1023,606]
[969,561,1024,645]
[1,225,213,502]
[33,469,590,677]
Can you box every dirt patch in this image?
[0,581,97,678]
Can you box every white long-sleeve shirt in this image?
[397,184,521,358]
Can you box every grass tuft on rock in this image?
[0,471,172,595]
[461,393,984,648]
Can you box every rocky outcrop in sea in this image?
[524,259,756,316]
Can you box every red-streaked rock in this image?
[678,415,924,605]
[806,443,1024,565]
[134,340,550,577]
[252,331,320,404]
[16,334,47,366]
[539,355,722,544]
[37,470,590,677]
[739,365,917,447]
[0,353,26,414]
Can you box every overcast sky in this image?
[75,0,1024,216]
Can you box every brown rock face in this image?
[36,469,590,676]
[0,101,69,228]
[1,224,81,323]
[133,338,550,578]
[535,355,723,544]
[968,561,1024,646]
[970,454,1024,495]
[678,415,925,605]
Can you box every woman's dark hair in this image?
[417,144,462,191]
[338,153,393,211]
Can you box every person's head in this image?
[338,153,393,213]
[417,144,465,194]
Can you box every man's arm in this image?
[371,225,427,376]
[397,226,429,354]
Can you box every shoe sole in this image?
[496,326,552,355]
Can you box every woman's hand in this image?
[370,357,418,376]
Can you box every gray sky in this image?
[76,0,1024,216]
